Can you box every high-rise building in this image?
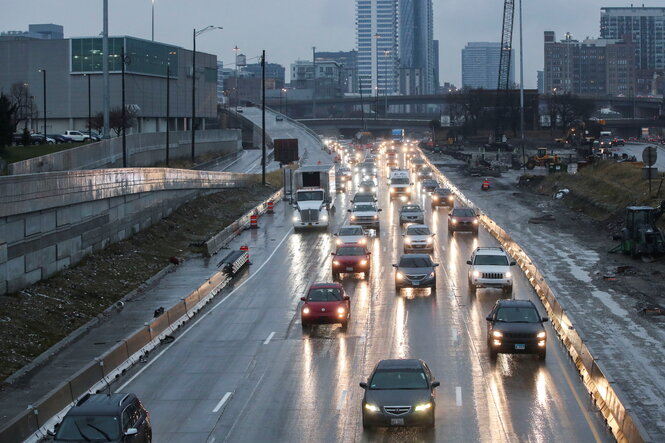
[537,71,544,94]
[290,59,343,98]
[316,50,358,94]
[242,62,285,88]
[433,39,440,92]
[399,0,435,95]
[461,42,514,90]
[356,0,399,96]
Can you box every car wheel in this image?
[362,413,372,431]
[145,431,152,443]
[473,229,479,236]
[469,281,476,292]
[301,322,310,332]
[340,321,348,331]
[332,272,340,280]
[431,279,436,290]
[503,285,513,295]
[395,284,401,292]
[489,348,498,361]
[425,411,435,429]
[538,350,547,361]
[364,270,370,280]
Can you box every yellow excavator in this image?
[525,148,563,170]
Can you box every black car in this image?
[393,253,438,290]
[485,299,548,361]
[431,187,454,208]
[360,359,439,429]
[422,179,439,192]
[448,207,479,235]
[53,393,152,442]
[352,191,377,204]
[47,134,74,144]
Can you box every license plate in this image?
[413,281,420,286]
[346,267,354,271]
[390,418,404,426]
[515,344,525,350]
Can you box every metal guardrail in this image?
[0,190,283,443]
[420,150,651,443]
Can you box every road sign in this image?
[642,146,657,166]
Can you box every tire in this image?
[489,349,498,361]
[503,285,513,296]
[301,322,310,332]
[538,350,547,361]
[340,321,348,331]
[425,411,435,429]
[431,279,437,290]
[364,270,370,280]
[395,284,401,292]
[362,413,372,431]
[468,281,476,293]
[332,272,340,280]
[526,161,535,170]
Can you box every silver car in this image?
[399,204,424,226]
[403,224,435,253]
[334,225,369,246]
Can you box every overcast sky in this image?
[0,0,648,88]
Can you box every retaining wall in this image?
[0,169,250,296]
[8,129,242,175]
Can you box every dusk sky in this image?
[0,1,648,88]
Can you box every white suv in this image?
[63,130,91,142]
[467,247,516,294]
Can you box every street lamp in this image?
[151,0,155,41]
[38,69,46,141]
[84,74,91,140]
[166,50,176,167]
[282,88,288,115]
[192,25,222,163]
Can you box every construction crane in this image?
[488,0,516,150]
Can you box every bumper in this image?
[432,200,453,207]
[302,312,348,325]
[471,278,512,289]
[449,224,478,232]
[404,245,434,253]
[363,409,434,428]
[491,339,545,355]
[400,217,424,224]
[395,277,436,288]
[333,264,370,274]
[294,220,329,228]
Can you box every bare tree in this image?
[9,82,35,131]
[109,106,137,137]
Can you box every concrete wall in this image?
[0,169,250,295]
[8,129,242,175]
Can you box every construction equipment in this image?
[525,148,563,170]
[612,201,665,258]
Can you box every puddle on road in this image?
[591,290,629,317]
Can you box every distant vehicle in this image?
[393,253,438,290]
[334,225,368,246]
[53,393,151,442]
[276,115,284,121]
[301,283,350,331]
[62,130,91,142]
[389,171,412,199]
[360,359,439,429]
[351,192,377,204]
[348,202,381,231]
[431,187,454,208]
[292,165,335,230]
[448,207,479,235]
[47,134,73,144]
[417,167,433,180]
[485,299,548,360]
[358,179,378,195]
[332,243,371,280]
[422,179,439,192]
[391,128,405,142]
[467,247,515,294]
[403,224,435,253]
[399,204,425,226]
[76,130,101,141]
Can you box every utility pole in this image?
[312,46,316,118]
[262,50,266,185]
[519,0,526,174]
[121,46,127,167]
[39,69,46,139]
[191,28,197,163]
[166,61,171,167]
[102,0,110,138]
[151,0,155,41]
[86,73,91,140]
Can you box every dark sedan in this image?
[431,187,454,208]
[360,359,439,429]
[486,299,548,360]
[47,134,73,144]
[448,207,479,235]
[421,179,439,193]
[393,253,438,291]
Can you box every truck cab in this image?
[292,165,336,230]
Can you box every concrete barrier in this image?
[421,149,651,442]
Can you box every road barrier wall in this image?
[8,129,242,175]
[0,169,250,296]
[0,188,281,442]
[422,151,651,442]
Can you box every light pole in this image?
[84,73,91,140]
[22,82,29,130]
[383,49,390,117]
[519,0,526,174]
[121,46,127,167]
[166,51,175,167]
[38,69,46,140]
[151,0,155,41]
[312,46,316,118]
[192,26,222,163]
[359,77,366,130]
[373,33,381,99]
[282,88,288,115]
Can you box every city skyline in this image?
[0,0,649,89]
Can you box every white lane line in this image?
[207,437,216,443]
[456,386,462,407]
[212,392,232,413]
[263,331,275,345]
[115,226,294,392]
[336,390,348,411]
[452,327,459,343]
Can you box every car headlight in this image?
[415,402,432,412]
[336,239,342,245]
[303,307,310,314]
[390,187,395,193]
[359,238,367,245]
[337,306,346,314]
[472,270,480,278]
[333,260,340,265]
[505,271,512,278]
[473,219,479,225]
[451,218,458,224]
[351,215,356,220]
[321,215,328,221]
[537,331,546,339]
[428,271,435,278]
[360,259,368,266]
[433,196,439,201]
[396,272,404,280]
[405,187,411,192]
[365,403,380,412]
[492,330,503,338]
[448,196,454,201]
[404,237,411,244]
[373,215,378,219]
[426,237,433,244]
[292,216,299,222]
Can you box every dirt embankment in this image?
[0,182,277,381]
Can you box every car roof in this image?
[474,247,506,256]
[434,187,451,192]
[337,242,367,250]
[406,224,429,231]
[376,359,424,370]
[399,253,431,260]
[452,207,475,213]
[310,282,343,289]
[67,393,133,416]
[495,299,536,309]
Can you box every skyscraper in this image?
[461,42,514,90]
[399,0,435,95]
[356,0,399,96]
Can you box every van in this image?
[389,170,412,199]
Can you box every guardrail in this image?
[420,150,651,443]
[0,190,282,442]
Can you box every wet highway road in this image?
[113,150,613,442]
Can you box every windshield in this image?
[401,205,421,212]
[435,188,451,195]
[453,208,475,217]
[391,177,410,185]
[354,194,374,202]
[475,255,509,266]
[399,256,432,268]
[297,191,324,202]
[337,246,366,256]
[354,204,376,212]
[307,288,342,301]
[495,307,540,323]
[407,227,431,236]
[338,227,363,236]
[55,415,121,441]
[370,370,428,390]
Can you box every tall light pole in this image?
[282,88,288,115]
[84,74,91,140]
[359,77,366,130]
[38,69,46,140]
[383,49,390,117]
[373,33,381,97]
[102,0,109,138]
[192,26,222,163]
[121,46,127,167]
[151,0,155,41]
[261,50,266,185]
[312,46,316,118]
[166,51,175,167]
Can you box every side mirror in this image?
[378,208,383,212]
[344,295,350,300]
[392,264,398,268]
[431,381,440,388]
[347,209,352,213]
[510,261,516,266]
[485,315,493,321]
[541,316,549,322]
[125,428,138,437]
[359,382,368,389]
[433,263,439,267]
[331,252,336,256]
[333,233,338,236]
[367,252,372,255]
[466,260,472,265]
[432,233,436,236]
[300,297,306,301]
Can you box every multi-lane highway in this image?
[112,146,613,442]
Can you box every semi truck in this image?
[292,164,336,230]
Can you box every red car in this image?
[448,207,479,235]
[331,243,371,280]
[300,283,350,331]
